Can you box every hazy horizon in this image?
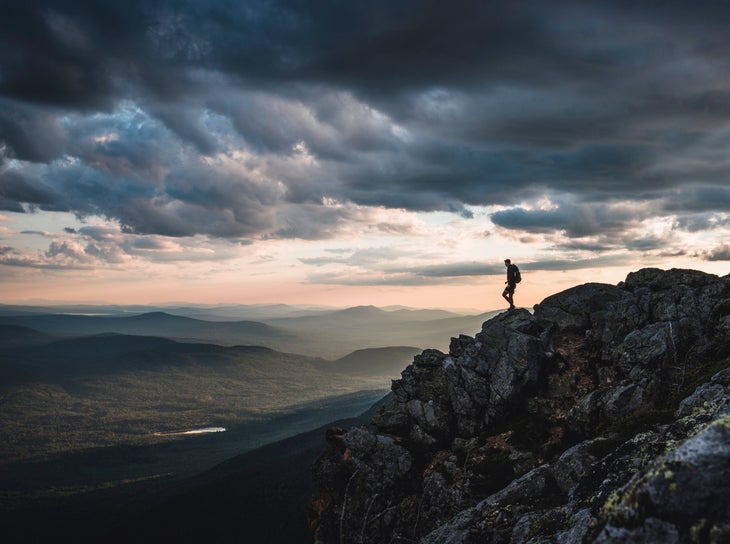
[0,300,488,315]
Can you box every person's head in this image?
[504,259,511,266]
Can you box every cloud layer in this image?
[2,0,730,280]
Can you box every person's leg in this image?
[502,286,514,309]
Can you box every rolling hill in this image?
[0,324,55,347]
[327,346,422,378]
[0,331,414,464]
[0,311,298,349]
[0,306,499,359]
[260,307,500,358]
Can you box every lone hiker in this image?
[502,258,519,310]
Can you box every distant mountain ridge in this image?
[0,311,295,348]
[0,302,481,321]
[0,324,54,347]
[1,333,421,384]
[0,306,499,359]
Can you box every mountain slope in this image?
[310,268,730,544]
[0,324,54,347]
[327,346,422,378]
[105,395,391,544]
[2,392,390,544]
[0,334,398,465]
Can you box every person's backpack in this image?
[513,265,522,284]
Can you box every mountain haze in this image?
[0,312,293,347]
[0,305,498,359]
[328,346,423,378]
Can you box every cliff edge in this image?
[310,268,730,544]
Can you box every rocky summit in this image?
[309,268,730,544]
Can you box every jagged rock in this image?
[533,282,630,334]
[677,367,730,418]
[449,335,474,358]
[550,438,603,495]
[309,268,730,544]
[595,415,730,543]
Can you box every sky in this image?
[1,0,729,311]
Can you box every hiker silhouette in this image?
[502,259,518,310]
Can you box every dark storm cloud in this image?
[0,168,62,212]
[490,201,650,238]
[144,103,219,155]
[663,187,730,214]
[673,213,730,233]
[706,245,730,261]
[2,0,730,242]
[0,100,68,163]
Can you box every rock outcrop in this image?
[309,268,730,543]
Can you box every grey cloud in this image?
[556,240,616,252]
[673,213,730,232]
[305,270,448,287]
[663,187,730,214]
[299,256,346,267]
[415,262,500,278]
[0,169,63,212]
[0,3,138,109]
[303,254,633,287]
[2,0,730,242]
[77,226,123,242]
[408,255,632,278]
[0,253,82,270]
[300,246,415,268]
[45,240,89,260]
[521,255,633,272]
[130,237,169,250]
[270,204,360,240]
[659,249,687,258]
[64,109,173,182]
[490,201,647,238]
[706,245,730,261]
[624,235,672,252]
[0,100,68,163]
[83,242,126,263]
[373,222,418,235]
[147,104,219,155]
